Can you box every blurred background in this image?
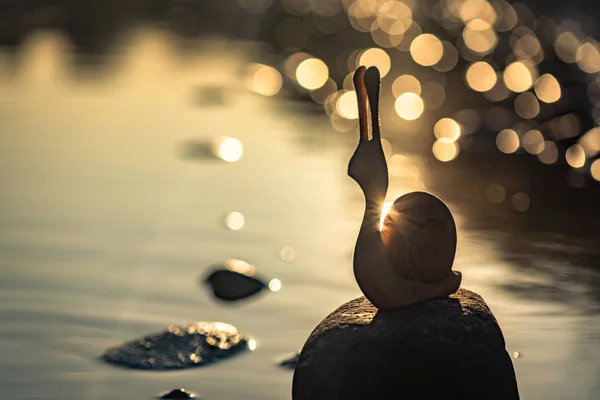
[1,0,600,399]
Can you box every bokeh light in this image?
[465,61,497,92]
[309,78,337,104]
[348,1,375,33]
[245,63,282,96]
[486,184,506,204]
[283,52,311,78]
[496,129,519,153]
[410,34,443,66]
[388,154,422,181]
[549,113,580,140]
[522,130,545,154]
[337,91,359,119]
[247,338,258,351]
[555,31,581,64]
[538,141,558,164]
[454,109,482,134]
[534,74,561,103]
[565,144,586,168]
[484,78,510,102]
[514,92,540,119]
[513,32,543,61]
[359,48,391,77]
[392,74,421,97]
[212,136,244,162]
[330,111,357,132]
[503,61,535,93]
[376,0,412,33]
[458,0,497,25]
[433,41,459,72]
[576,41,600,73]
[421,81,446,110]
[432,138,459,162]
[395,92,424,120]
[434,118,461,142]
[280,246,296,262]
[268,279,282,292]
[591,159,600,181]
[296,58,329,90]
[224,211,245,230]
[511,192,530,212]
[371,21,405,48]
[342,71,355,90]
[463,18,497,54]
[381,138,393,159]
[395,21,422,52]
[494,0,518,32]
[579,127,600,157]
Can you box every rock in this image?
[292,288,520,400]
[102,321,253,370]
[158,388,198,399]
[277,350,300,370]
[203,259,268,302]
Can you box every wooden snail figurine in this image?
[348,65,462,310]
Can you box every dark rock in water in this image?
[158,388,198,399]
[102,321,254,370]
[203,259,268,302]
[277,351,300,370]
[293,288,520,400]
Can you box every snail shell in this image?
[381,191,457,285]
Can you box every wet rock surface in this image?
[203,259,268,302]
[293,288,520,400]
[102,321,252,370]
[158,388,198,399]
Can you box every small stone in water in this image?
[159,388,197,399]
[278,351,300,370]
[102,321,251,370]
[203,259,268,302]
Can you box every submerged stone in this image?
[102,321,253,370]
[203,259,268,302]
[277,351,300,370]
[158,388,197,399]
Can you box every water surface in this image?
[0,31,599,400]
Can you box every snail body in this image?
[349,66,461,310]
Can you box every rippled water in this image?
[0,31,599,400]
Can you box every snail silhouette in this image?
[348,65,462,310]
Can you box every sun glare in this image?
[380,201,394,231]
